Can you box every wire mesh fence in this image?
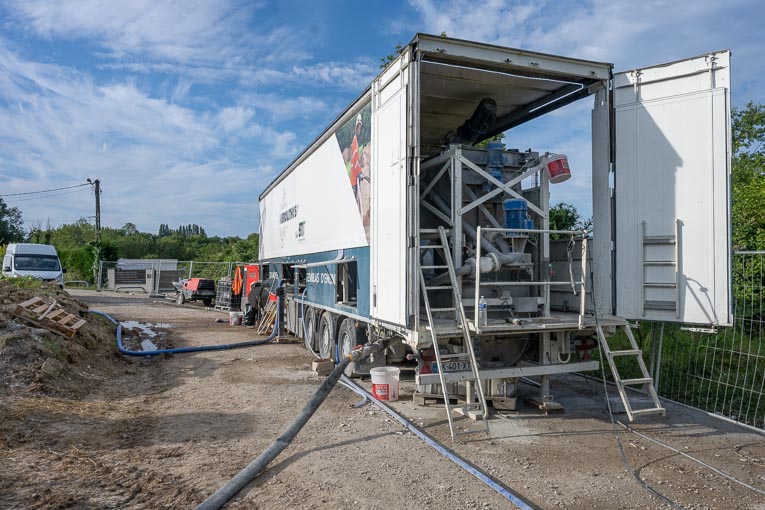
[656,251,764,429]
[96,259,254,295]
[601,251,765,430]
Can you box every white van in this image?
[2,243,65,288]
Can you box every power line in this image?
[3,188,92,203]
[0,182,90,197]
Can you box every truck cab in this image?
[2,243,65,288]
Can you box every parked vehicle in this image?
[255,34,731,423]
[2,243,65,288]
[173,278,216,306]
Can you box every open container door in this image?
[370,50,410,327]
[613,51,732,326]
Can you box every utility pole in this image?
[87,178,102,287]
[94,179,101,246]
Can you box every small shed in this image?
[106,259,179,293]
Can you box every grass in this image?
[593,319,765,429]
[1,275,45,290]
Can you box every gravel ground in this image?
[1,289,764,509]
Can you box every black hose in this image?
[194,342,382,510]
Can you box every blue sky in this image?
[0,0,762,237]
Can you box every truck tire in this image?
[303,307,318,352]
[318,312,334,360]
[203,298,212,307]
[176,292,185,305]
[337,318,358,376]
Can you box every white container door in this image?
[370,53,410,326]
[613,51,731,326]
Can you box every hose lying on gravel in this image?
[338,375,539,510]
[89,284,285,357]
[193,340,385,510]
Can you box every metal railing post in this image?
[579,237,588,329]
[475,225,482,331]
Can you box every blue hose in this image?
[90,288,283,357]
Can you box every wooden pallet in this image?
[13,297,87,338]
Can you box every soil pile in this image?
[0,280,128,398]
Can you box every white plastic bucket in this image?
[229,311,243,325]
[370,367,400,401]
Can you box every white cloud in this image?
[216,106,255,133]
[290,60,379,89]
[5,0,255,63]
[0,44,295,236]
[241,92,327,122]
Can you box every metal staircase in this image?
[419,226,490,439]
[595,324,665,420]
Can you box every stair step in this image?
[629,407,666,417]
[422,265,449,269]
[621,377,653,386]
[644,300,677,311]
[425,285,453,290]
[643,235,675,245]
[439,353,470,360]
[610,349,642,357]
[420,244,445,249]
[643,282,676,288]
[430,307,456,312]
[643,260,676,266]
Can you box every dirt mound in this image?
[0,280,130,398]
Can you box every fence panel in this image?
[655,251,764,429]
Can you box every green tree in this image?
[475,133,505,148]
[0,198,24,243]
[380,43,403,69]
[731,102,765,251]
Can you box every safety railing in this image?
[474,226,588,332]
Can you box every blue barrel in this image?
[503,199,528,232]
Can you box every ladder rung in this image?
[629,408,666,417]
[425,285,453,290]
[610,349,642,357]
[422,265,449,269]
[643,235,675,245]
[643,282,676,288]
[430,307,456,312]
[621,377,653,386]
[644,300,677,311]
[419,228,450,234]
[643,260,676,266]
[420,245,445,249]
[439,353,470,360]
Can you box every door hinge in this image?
[408,236,416,248]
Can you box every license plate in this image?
[432,360,472,373]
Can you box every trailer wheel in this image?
[303,307,318,352]
[318,312,334,360]
[202,298,212,307]
[337,318,358,376]
[176,292,185,305]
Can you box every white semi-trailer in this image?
[258,34,731,434]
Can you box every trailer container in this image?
[257,34,731,423]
